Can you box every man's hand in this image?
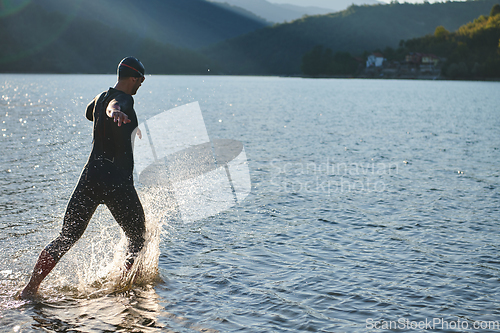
[106,100,131,127]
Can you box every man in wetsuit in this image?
[20,57,146,299]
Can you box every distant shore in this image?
[286,73,500,81]
[1,72,499,82]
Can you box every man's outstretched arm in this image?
[106,99,131,127]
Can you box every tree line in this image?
[205,0,500,75]
[301,4,500,79]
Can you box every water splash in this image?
[70,186,176,298]
[133,102,251,223]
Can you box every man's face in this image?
[131,76,144,95]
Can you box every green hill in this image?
[300,5,500,78]
[400,5,500,78]
[2,0,499,77]
[0,0,268,74]
[36,0,269,49]
[0,3,215,74]
[205,0,500,75]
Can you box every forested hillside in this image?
[205,0,500,75]
[1,0,499,77]
[0,0,270,73]
[402,4,500,78]
[300,5,500,79]
[0,3,216,74]
[36,0,269,49]
[209,0,332,23]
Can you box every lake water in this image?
[1,75,499,332]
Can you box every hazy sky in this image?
[267,0,439,8]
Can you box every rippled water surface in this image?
[1,75,499,332]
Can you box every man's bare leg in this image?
[19,249,57,299]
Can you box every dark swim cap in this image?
[118,57,145,78]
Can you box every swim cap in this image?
[118,57,145,78]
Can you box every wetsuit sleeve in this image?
[105,92,137,179]
[86,99,96,121]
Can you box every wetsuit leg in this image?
[104,184,146,266]
[45,179,99,262]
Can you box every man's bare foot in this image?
[18,249,56,300]
[17,286,39,300]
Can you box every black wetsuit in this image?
[45,88,145,265]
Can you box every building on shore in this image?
[363,52,444,78]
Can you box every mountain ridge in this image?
[209,0,382,23]
[204,0,500,75]
[0,2,220,73]
[2,0,499,76]
[36,0,269,49]
[208,0,331,23]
